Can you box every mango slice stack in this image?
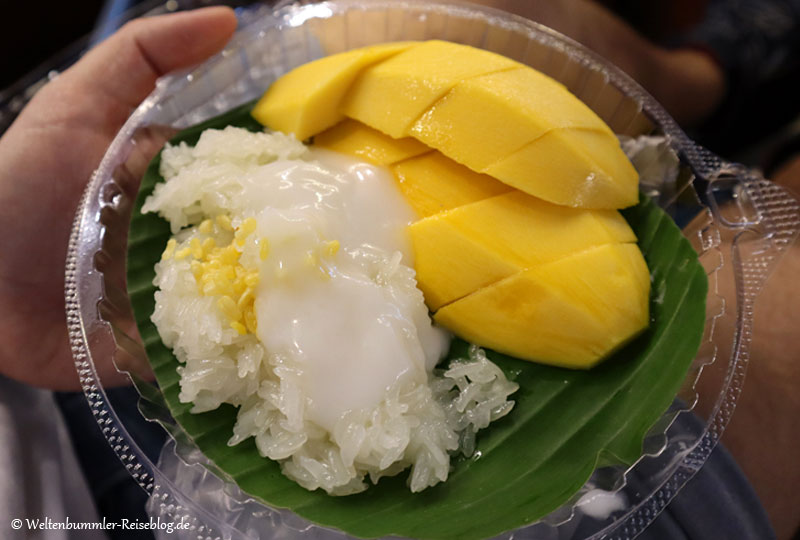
[254,40,639,209]
[254,42,416,141]
[252,40,650,369]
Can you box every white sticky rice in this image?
[144,126,518,495]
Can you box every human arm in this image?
[0,7,237,390]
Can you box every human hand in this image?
[0,7,237,390]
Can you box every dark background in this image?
[0,1,105,90]
[0,0,710,93]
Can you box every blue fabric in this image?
[55,387,166,540]
[639,437,776,539]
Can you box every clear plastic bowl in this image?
[65,1,800,539]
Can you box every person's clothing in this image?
[679,0,800,154]
[55,387,165,540]
[0,377,105,540]
[635,414,777,540]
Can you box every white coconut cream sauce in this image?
[233,148,449,432]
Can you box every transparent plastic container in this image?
[65,1,800,539]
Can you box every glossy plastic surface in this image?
[65,2,800,539]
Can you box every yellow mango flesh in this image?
[483,128,639,209]
[254,40,638,210]
[410,216,521,312]
[408,68,637,208]
[314,119,429,165]
[434,243,650,369]
[409,191,637,310]
[341,40,519,138]
[251,42,417,140]
[409,68,612,170]
[314,119,511,218]
[253,41,650,368]
[391,151,512,218]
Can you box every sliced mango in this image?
[252,40,651,368]
[314,119,430,165]
[483,128,639,208]
[341,40,519,138]
[410,216,521,311]
[251,42,417,140]
[254,40,638,210]
[408,67,612,167]
[434,243,650,369]
[408,68,637,208]
[391,151,512,217]
[409,191,636,310]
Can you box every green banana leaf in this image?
[127,101,707,540]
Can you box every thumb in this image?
[66,6,238,120]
